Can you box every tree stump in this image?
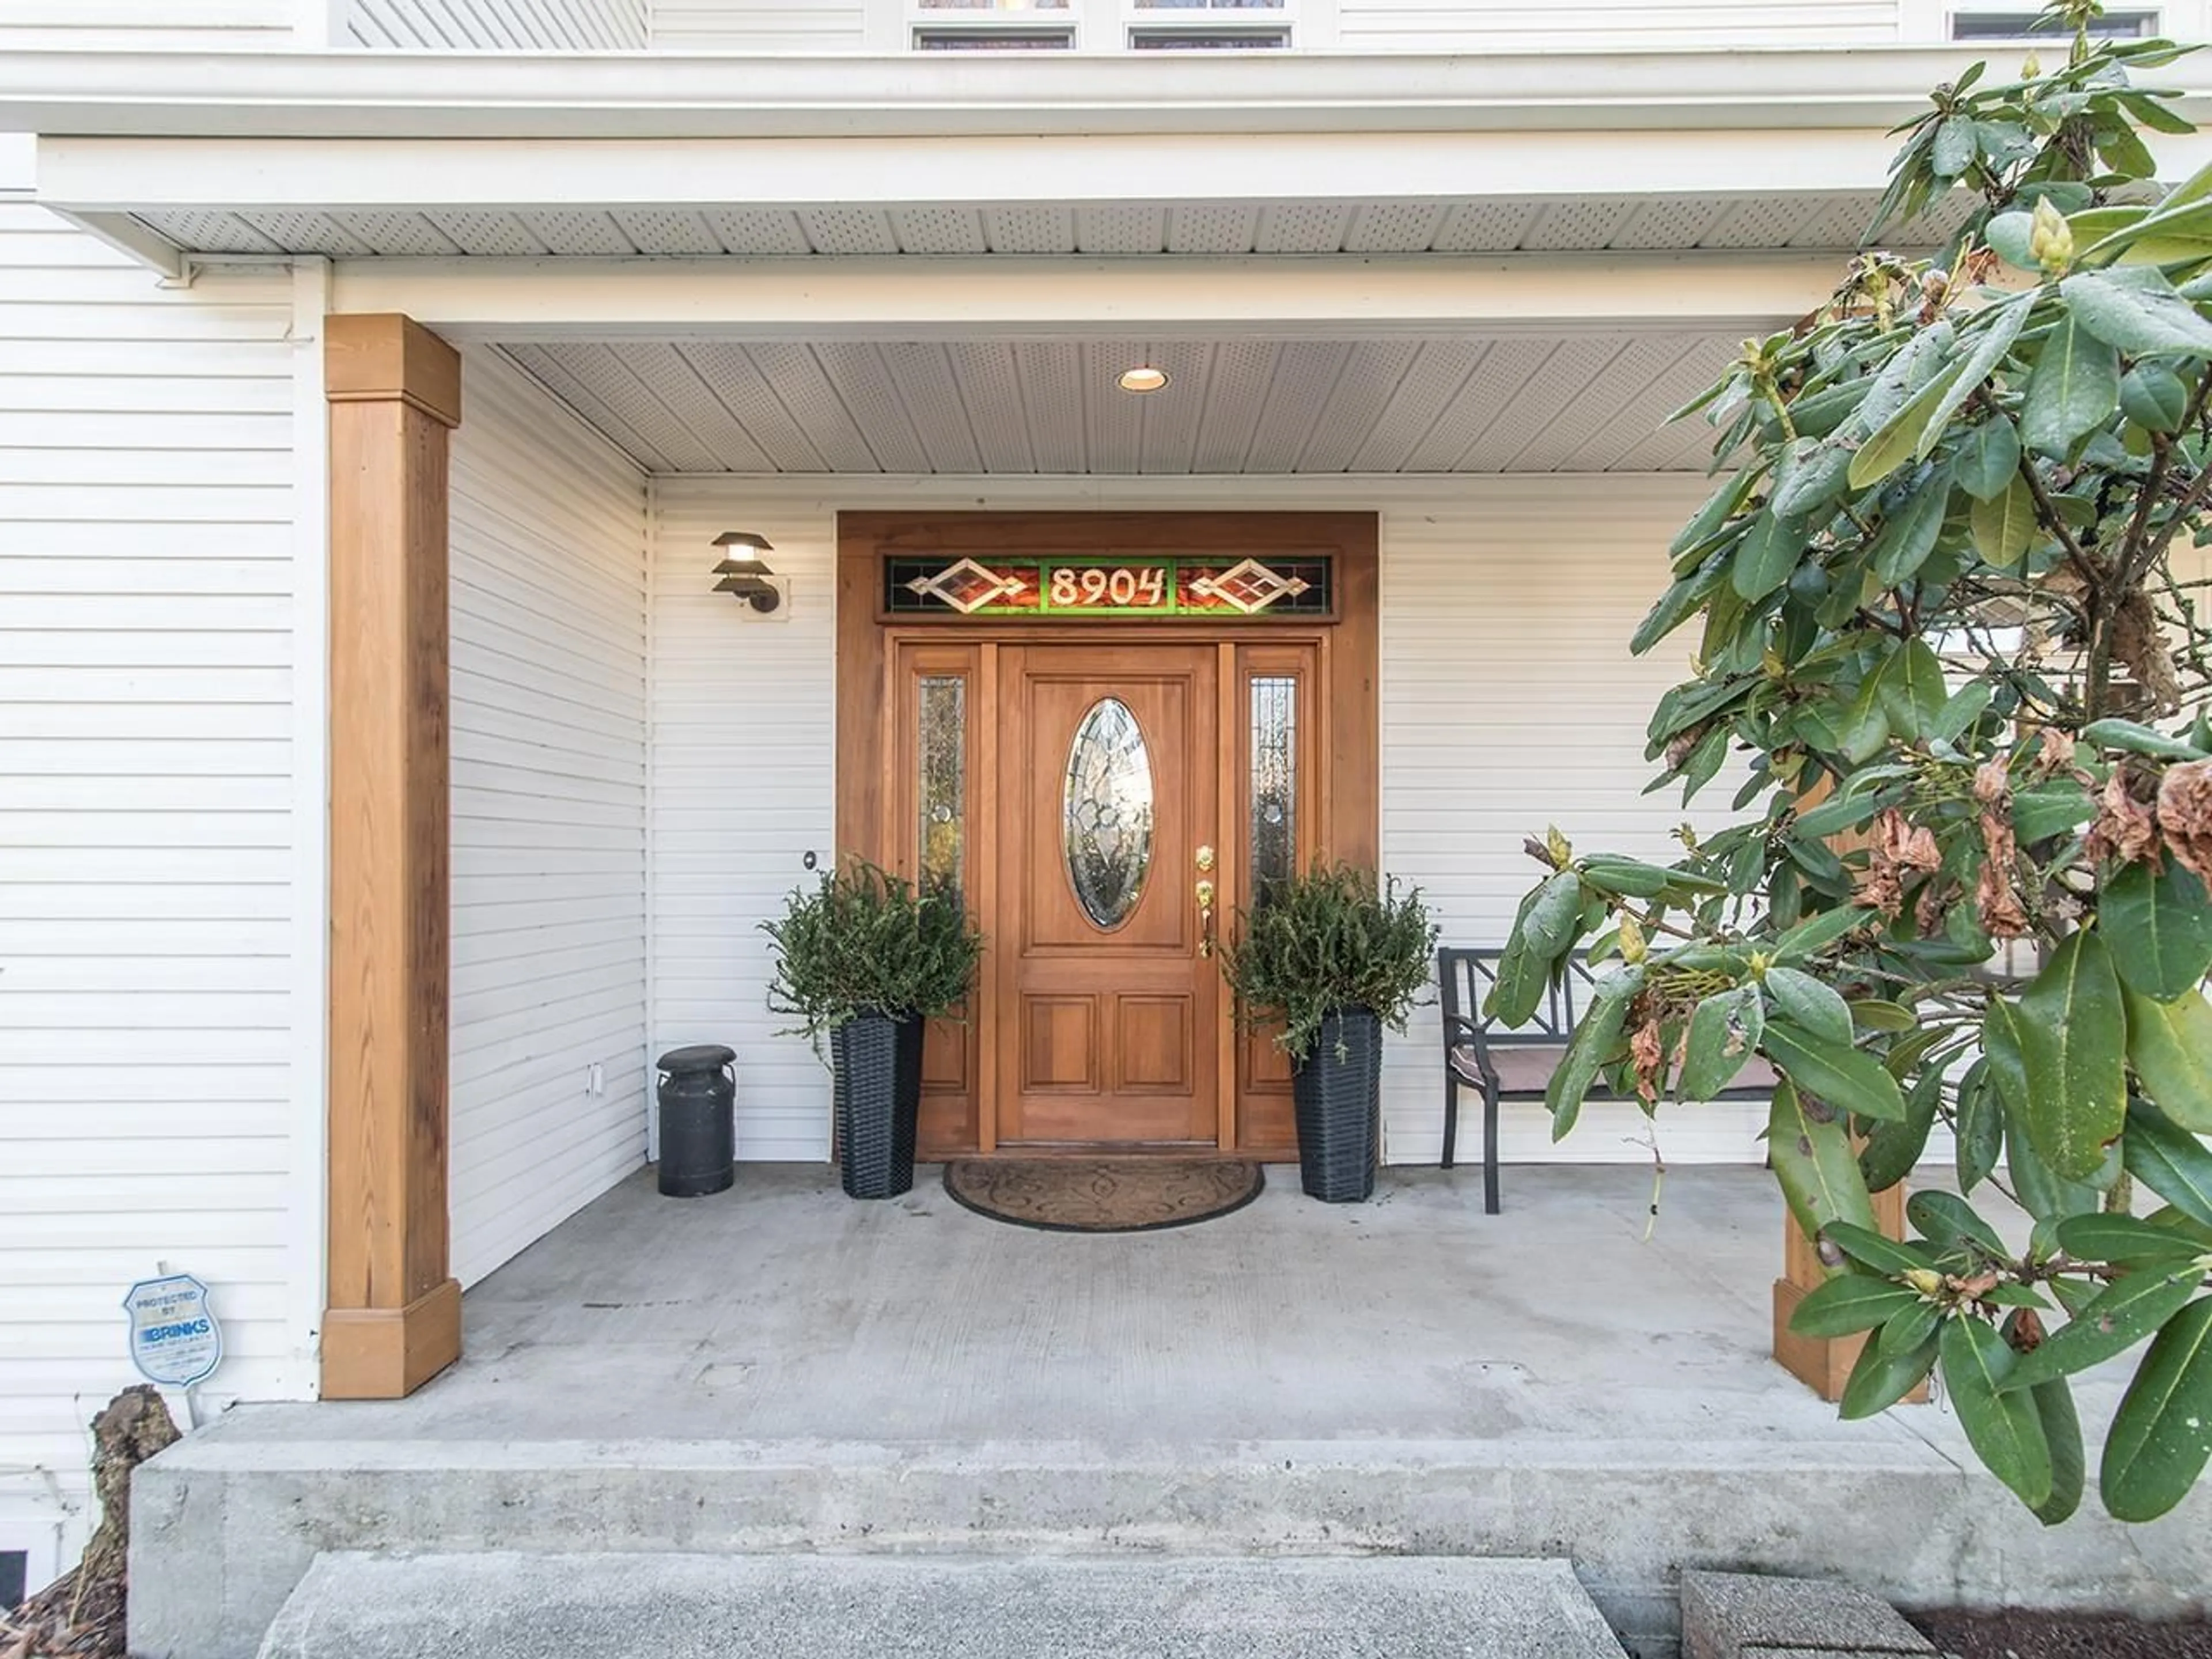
[1,1386,180,1658]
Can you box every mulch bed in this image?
[1911,1610,2212,1658]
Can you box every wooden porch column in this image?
[1773,1183,1915,1402]
[320,314,463,1400]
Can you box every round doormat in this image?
[942,1158,1264,1233]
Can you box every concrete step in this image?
[255,1551,1629,1659]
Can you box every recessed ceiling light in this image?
[1118,366,1170,394]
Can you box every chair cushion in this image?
[1452,1044,1779,1100]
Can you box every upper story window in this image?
[904,0,1296,50]
[1130,26,1289,44]
[915,25,1074,44]
[1949,7,2158,35]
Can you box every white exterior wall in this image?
[647,474,1763,1172]
[1332,0,1896,50]
[0,138,319,1569]
[348,0,647,47]
[0,0,307,50]
[649,0,865,51]
[447,347,650,1286]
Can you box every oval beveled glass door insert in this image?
[1063,697,1154,930]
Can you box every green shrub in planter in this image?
[763,861,982,1198]
[1220,865,1437,1202]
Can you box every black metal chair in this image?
[1437,945,1775,1215]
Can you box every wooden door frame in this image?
[835,510,1379,1158]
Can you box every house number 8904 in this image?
[1048,566,1168,609]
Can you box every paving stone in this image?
[1681,1570,1936,1659]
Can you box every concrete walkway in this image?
[131,1166,2212,1659]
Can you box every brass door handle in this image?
[1196,878,1216,957]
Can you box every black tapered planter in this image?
[1291,1007,1384,1203]
[831,1009,924,1199]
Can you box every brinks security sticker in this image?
[124,1274,221,1388]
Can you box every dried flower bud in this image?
[1545,825,1574,869]
[2157,759,2212,891]
[1904,1267,1946,1298]
[2029,198,2075,272]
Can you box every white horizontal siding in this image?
[646,473,1761,1171]
[448,346,650,1286]
[347,0,646,46]
[0,0,300,48]
[649,0,866,51]
[0,150,315,1569]
[1334,0,1897,49]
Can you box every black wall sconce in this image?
[713,531,781,613]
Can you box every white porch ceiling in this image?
[136,191,1974,260]
[499,332,1741,475]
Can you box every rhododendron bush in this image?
[1496,4,2212,1522]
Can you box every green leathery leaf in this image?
[2126,986,2212,1134]
[2100,1297,2212,1522]
[1931,680,1995,745]
[1790,1273,1922,1338]
[2104,859,2212,1002]
[1770,1076,1881,1247]
[1546,967,1642,1140]
[2017,931,2129,1181]
[1957,1060,2003,1192]
[1849,998,1918,1034]
[2062,267,2212,359]
[1823,1221,1936,1276]
[1836,672,1892,766]
[1522,872,1585,956]
[1576,857,1675,899]
[1876,638,1950,737]
[1984,995,2031,1116]
[1907,1188,2006,1254]
[2004,1266,2204,1391]
[1878,1297,1944,1359]
[1941,1316,2054,1510]
[1850,359,1971,490]
[1633,561,1723,656]
[2021,314,2121,458]
[1763,1020,1907,1122]
[1916,295,2035,460]
[1486,886,1562,1029]
[1840,1328,1940,1419]
[2121,362,2190,433]
[2006,1102,2107,1224]
[1932,115,1976,177]
[1764,965,1855,1046]
[2029,1374,2086,1527]
[2012,780,2096,844]
[1987,210,2038,270]
[1971,475,2037,567]
[1679,983,1764,1101]
[1861,1065,1940,1193]
[1774,905,1876,963]
[1770,436,1857,522]
[1670,470,1758,558]
[2124,1097,2212,1229]
[1732,507,1801,601]
[1957,419,2022,502]
[2080,718,2209,761]
[1680,722,1730,804]
[1871,473,1953,588]
[1793,793,1881,839]
[2056,1211,2212,1265]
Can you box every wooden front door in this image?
[994,643,1221,1146]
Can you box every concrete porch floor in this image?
[133,1165,2212,1659]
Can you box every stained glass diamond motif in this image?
[1187,558,1311,615]
[904,557,1028,614]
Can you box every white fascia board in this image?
[39,128,1928,211]
[5,44,2205,141]
[328,251,1842,338]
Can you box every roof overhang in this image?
[5,43,2207,141]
